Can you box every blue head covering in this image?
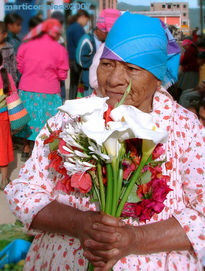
[101,12,181,87]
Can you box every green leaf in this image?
[138,170,151,185]
[49,138,60,152]
[46,121,53,134]
[114,81,132,108]
[127,184,141,203]
[149,159,166,167]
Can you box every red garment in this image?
[193,32,198,43]
[180,45,199,72]
[0,111,13,166]
[0,73,16,166]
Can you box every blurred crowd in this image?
[0,9,204,187]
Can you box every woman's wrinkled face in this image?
[97,59,161,112]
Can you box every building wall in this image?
[150,2,189,26]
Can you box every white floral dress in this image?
[5,88,205,271]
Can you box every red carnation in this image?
[71,172,92,194]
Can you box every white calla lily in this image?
[110,105,168,144]
[81,118,128,158]
[58,96,109,122]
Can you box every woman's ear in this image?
[157,80,161,89]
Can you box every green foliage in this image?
[127,184,141,203]
[49,139,60,152]
[138,170,152,185]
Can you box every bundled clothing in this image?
[0,42,17,84]
[16,19,69,141]
[76,32,98,96]
[0,73,17,165]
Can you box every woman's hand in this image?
[77,211,125,268]
[78,212,139,270]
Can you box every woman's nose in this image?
[107,63,127,87]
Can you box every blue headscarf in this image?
[101,12,181,88]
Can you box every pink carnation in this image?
[152,144,165,160]
[121,175,172,223]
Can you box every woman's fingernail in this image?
[85,240,91,247]
[119,220,126,226]
[113,248,119,255]
[93,223,97,229]
[116,233,121,241]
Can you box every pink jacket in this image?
[17,34,69,94]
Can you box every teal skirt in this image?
[16,90,62,141]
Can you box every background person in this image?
[66,10,90,100]
[16,18,69,161]
[5,13,205,271]
[76,9,121,97]
[28,16,43,31]
[199,95,205,126]
[0,21,17,84]
[4,13,22,55]
[177,39,199,92]
[0,51,17,190]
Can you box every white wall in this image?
[0,0,5,21]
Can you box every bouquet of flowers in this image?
[42,88,172,270]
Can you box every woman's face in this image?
[97,59,161,112]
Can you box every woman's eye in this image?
[127,66,138,71]
[102,62,112,67]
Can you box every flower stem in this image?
[97,162,105,212]
[105,163,113,215]
[117,162,123,201]
[87,262,94,271]
[111,158,118,216]
[115,157,147,217]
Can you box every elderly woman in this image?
[5,13,205,271]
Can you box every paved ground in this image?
[0,140,25,224]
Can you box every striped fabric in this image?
[0,106,7,113]
[6,93,30,131]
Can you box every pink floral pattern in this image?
[5,88,205,271]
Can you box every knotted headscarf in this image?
[101,12,181,88]
[23,18,62,41]
[97,9,121,33]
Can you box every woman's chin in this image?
[106,97,118,107]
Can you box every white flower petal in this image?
[58,96,109,121]
[110,105,168,144]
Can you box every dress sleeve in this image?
[16,43,25,74]
[4,111,69,232]
[56,46,69,81]
[10,50,17,84]
[173,120,205,257]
